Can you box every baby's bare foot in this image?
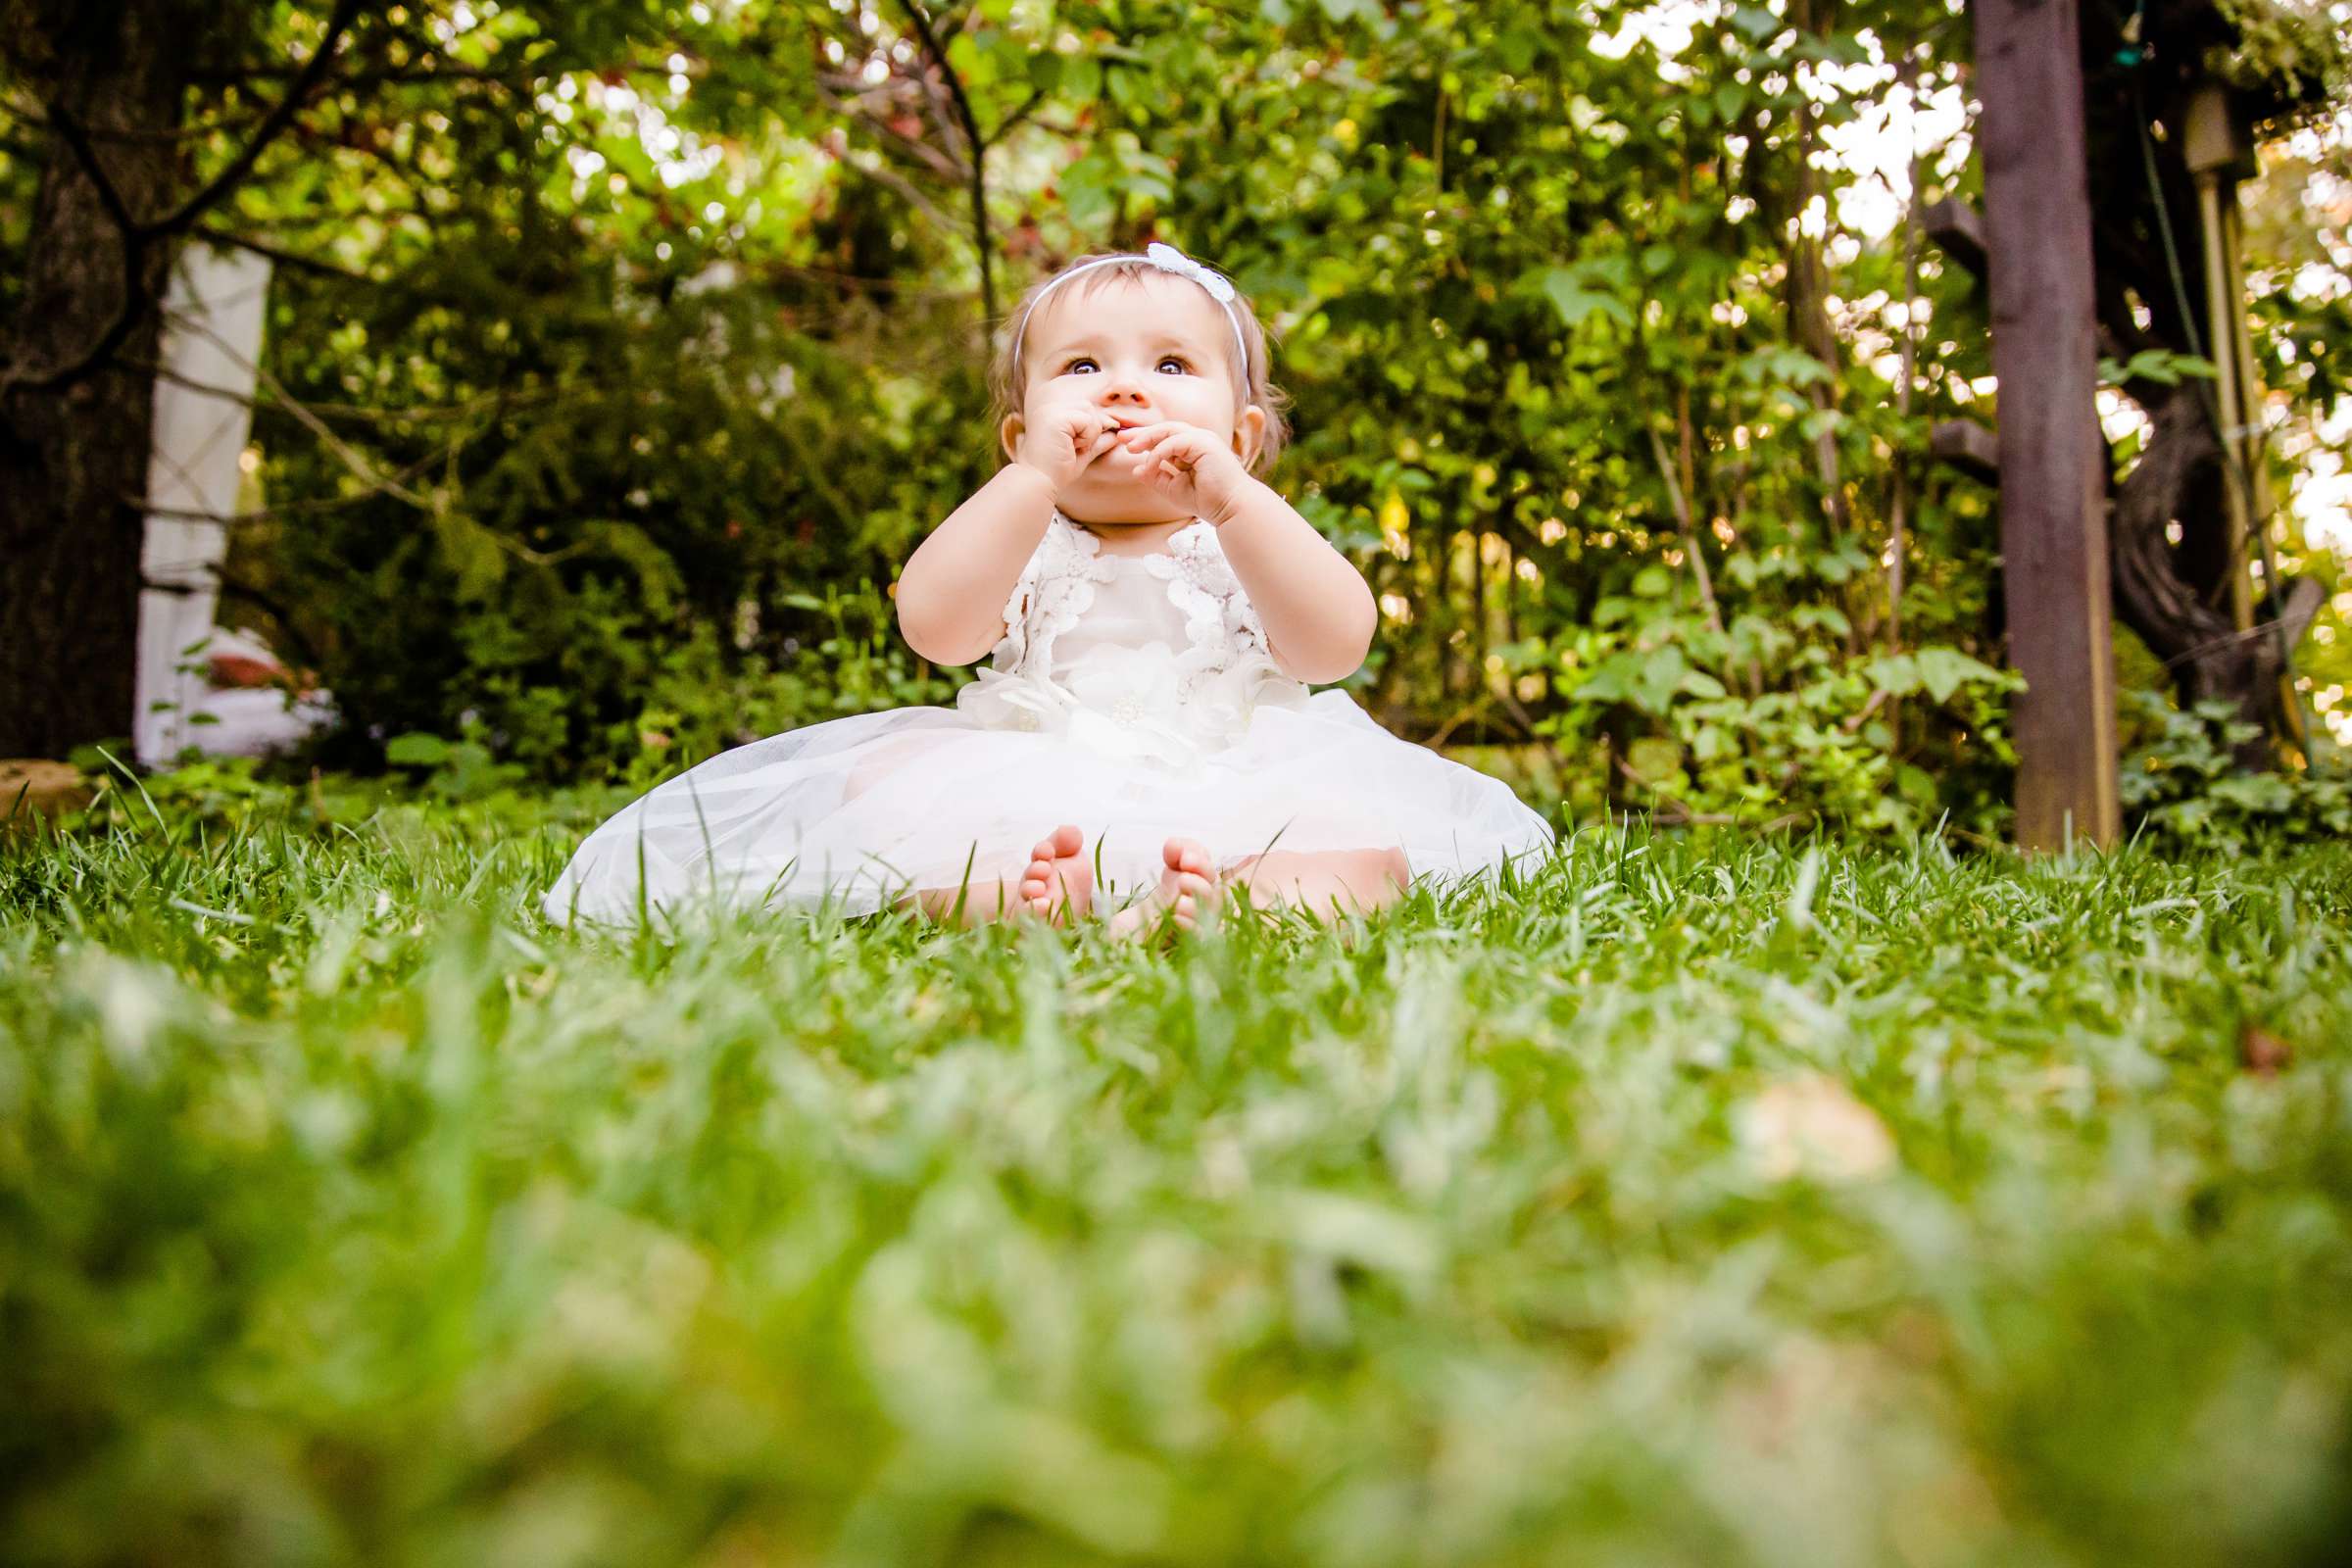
[1108,837,1220,941]
[1015,824,1094,923]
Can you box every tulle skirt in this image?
[541,688,1558,924]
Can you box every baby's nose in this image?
[1098,374,1150,405]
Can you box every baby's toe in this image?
[1162,837,1212,875]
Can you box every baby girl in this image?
[543,243,1554,934]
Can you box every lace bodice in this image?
[987,513,1271,684]
[952,511,1310,770]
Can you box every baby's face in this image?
[1012,272,1254,519]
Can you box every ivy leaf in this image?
[1913,646,2002,704]
[1530,265,1634,330]
[2212,774,2293,814]
[1632,644,1687,713]
[1866,654,1920,696]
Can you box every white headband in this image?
[1010,241,1251,389]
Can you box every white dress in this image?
[541,512,1557,923]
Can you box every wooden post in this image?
[1973,0,2121,851]
[2186,83,2257,635]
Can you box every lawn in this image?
[3,789,2349,1567]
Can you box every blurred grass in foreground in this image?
[2,791,2349,1567]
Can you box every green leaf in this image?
[1625,735,1684,785]
[2212,774,2293,814]
[1532,266,1634,330]
[578,519,685,616]
[1632,645,1687,713]
[429,510,507,603]
[1913,646,2002,704]
[1865,654,1920,696]
[1680,668,1728,700]
[1798,406,1844,442]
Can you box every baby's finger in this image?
[1119,421,1187,452]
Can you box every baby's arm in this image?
[896,465,1059,665]
[1212,480,1379,684]
[899,396,1119,665]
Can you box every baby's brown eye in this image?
[1065,357,1098,373]
[1157,357,1189,374]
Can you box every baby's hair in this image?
[987,251,1293,473]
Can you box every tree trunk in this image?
[0,3,201,757]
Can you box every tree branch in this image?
[895,0,996,322]
[4,102,156,393]
[141,0,368,244]
[2,1,369,397]
[983,85,1047,149]
[1,95,268,145]
[37,101,141,237]
[837,150,968,252]
[193,222,370,281]
[814,81,968,181]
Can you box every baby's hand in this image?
[1015,397,1120,493]
[1114,422,1255,524]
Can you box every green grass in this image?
[3,791,2350,1567]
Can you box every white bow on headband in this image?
[1142,241,1236,303]
[1010,241,1250,383]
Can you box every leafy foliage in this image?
[2120,690,2352,844]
